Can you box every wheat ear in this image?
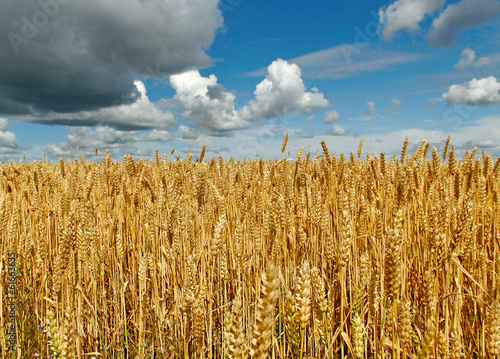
[250,263,280,359]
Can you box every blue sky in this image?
[1,0,500,162]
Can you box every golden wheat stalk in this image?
[250,263,280,359]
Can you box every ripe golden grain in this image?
[0,138,498,358]
[250,263,280,359]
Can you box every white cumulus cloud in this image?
[442,76,500,106]
[166,59,330,135]
[147,130,173,142]
[361,102,376,117]
[239,59,329,122]
[170,70,247,131]
[322,110,341,123]
[0,118,9,132]
[66,127,143,149]
[175,125,200,140]
[0,118,18,148]
[0,131,17,148]
[327,125,349,136]
[378,0,445,40]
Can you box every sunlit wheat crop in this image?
[1,137,499,358]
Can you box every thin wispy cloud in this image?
[382,98,403,114]
[245,46,425,79]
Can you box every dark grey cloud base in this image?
[1,0,222,121]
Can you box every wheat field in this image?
[0,137,499,358]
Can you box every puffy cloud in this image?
[239,59,329,122]
[0,118,18,148]
[0,131,18,149]
[169,70,248,131]
[455,48,493,69]
[327,125,349,136]
[0,118,9,132]
[42,144,66,158]
[322,110,341,123]
[442,76,500,106]
[168,62,328,136]
[146,130,172,142]
[361,102,376,117]
[175,125,199,140]
[14,81,177,130]
[378,0,445,40]
[303,116,315,122]
[0,0,221,117]
[455,48,476,69]
[382,98,403,114]
[428,0,500,46]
